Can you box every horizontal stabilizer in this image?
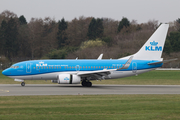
[148,58,178,65]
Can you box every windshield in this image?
[10,66,19,69]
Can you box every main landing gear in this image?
[21,82,25,86]
[81,80,92,87]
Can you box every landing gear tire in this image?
[87,82,92,87]
[21,82,25,86]
[81,81,92,87]
[82,81,87,87]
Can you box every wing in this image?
[76,56,133,80]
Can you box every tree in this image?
[96,18,104,38]
[0,10,18,24]
[167,32,180,52]
[87,18,97,40]
[28,18,44,59]
[164,39,172,55]
[118,17,130,32]
[57,18,68,48]
[0,20,8,55]
[19,15,27,25]
[87,18,104,40]
[4,17,19,61]
[65,16,91,47]
[42,17,58,51]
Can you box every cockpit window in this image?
[10,66,19,69]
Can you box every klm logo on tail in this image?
[145,41,162,51]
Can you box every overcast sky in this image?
[0,0,180,23]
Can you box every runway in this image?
[1,84,180,96]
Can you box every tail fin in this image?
[123,24,169,60]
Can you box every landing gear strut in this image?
[81,80,92,87]
[21,82,25,86]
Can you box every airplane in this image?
[2,24,175,87]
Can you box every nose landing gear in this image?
[21,82,25,86]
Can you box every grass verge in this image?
[0,95,180,120]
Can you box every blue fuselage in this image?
[2,59,162,79]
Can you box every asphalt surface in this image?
[1,84,180,96]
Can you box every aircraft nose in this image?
[2,69,10,76]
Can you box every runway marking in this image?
[0,89,9,94]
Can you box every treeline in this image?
[0,10,180,67]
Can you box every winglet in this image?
[97,54,103,60]
[117,56,133,70]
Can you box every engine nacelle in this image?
[57,74,81,84]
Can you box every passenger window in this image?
[47,67,48,69]
[65,67,66,69]
[41,67,43,69]
[88,66,90,68]
[34,67,35,69]
[54,67,56,69]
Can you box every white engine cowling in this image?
[57,74,81,84]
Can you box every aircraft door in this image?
[132,62,137,73]
[26,63,31,73]
[76,65,80,71]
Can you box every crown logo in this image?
[39,61,44,64]
[64,77,69,80]
[150,41,158,46]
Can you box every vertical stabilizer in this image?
[132,24,169,60]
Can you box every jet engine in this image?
[56,74,81,84]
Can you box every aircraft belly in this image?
[8,72,77,80]
[9,73,58,80]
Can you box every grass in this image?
[0,70,180,85]
[1,71,180,120]
[0,95,180,120]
